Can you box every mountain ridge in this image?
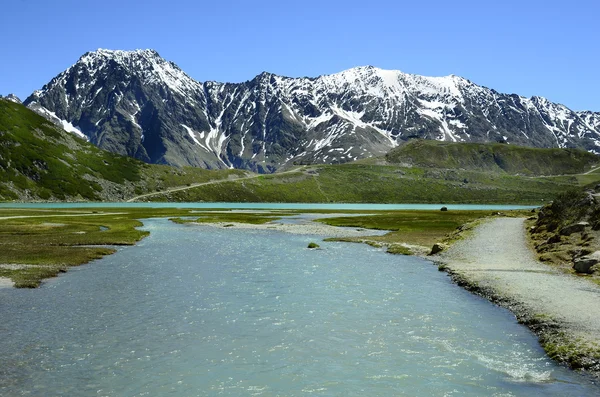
[3,97,600,204]
[24,49,600,172]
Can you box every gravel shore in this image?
[195,220,381,238]
[435,217,600,374]
[0,277,13,288]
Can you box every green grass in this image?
[135,165,249,197]
[142,162,586,204]
[172,211,290,225]
[541,332,600,371]
[386,139,599,176]
[318,210,504,252]
[574,166,600,186]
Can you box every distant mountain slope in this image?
[134,142,600,205]
[24,49,600,172]
[385,140,599,176]
[0,99,145,201]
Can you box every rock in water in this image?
[430,243,448,255]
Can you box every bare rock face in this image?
[24,49,600,172]
[573,251,600,274]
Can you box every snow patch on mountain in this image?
[27,102,88,141]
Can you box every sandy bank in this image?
[0,277,14,288]
[435,217,600,374]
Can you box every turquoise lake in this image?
[0,217,597,395]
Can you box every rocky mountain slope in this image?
[24,49,600,172]
[0,99,144,201]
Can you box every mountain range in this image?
[2,96,598,203]
[20,49,600,172]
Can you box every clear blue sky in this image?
[1,0,598,111]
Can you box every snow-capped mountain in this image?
[2,94,22,104]
[24,49,600,172]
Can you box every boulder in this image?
[559,222,589,236]
[546,234,561,244]
[574,258,599,274]
[573,251,600,274]
[440,206,448,212]
[430,243,448,255]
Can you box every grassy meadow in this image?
[138,163,584,204]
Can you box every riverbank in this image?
[0,277,13,288]
[434,217,600,375]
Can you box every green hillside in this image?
[0,100,144,200]
[0,100,246,201]
[385,139,598,176]
[140,162,594,205]
[138,141,600,204]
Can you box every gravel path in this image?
[436,217,600,370]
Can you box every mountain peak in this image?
[3,94,22,104]
[83,48,160,60]
[62,48,200,99]
[77,48,167,70]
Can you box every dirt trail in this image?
[126,167,307,203]
[126,174,262,202]
[436,217,600,371]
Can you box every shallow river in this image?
[0,219,597,396]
